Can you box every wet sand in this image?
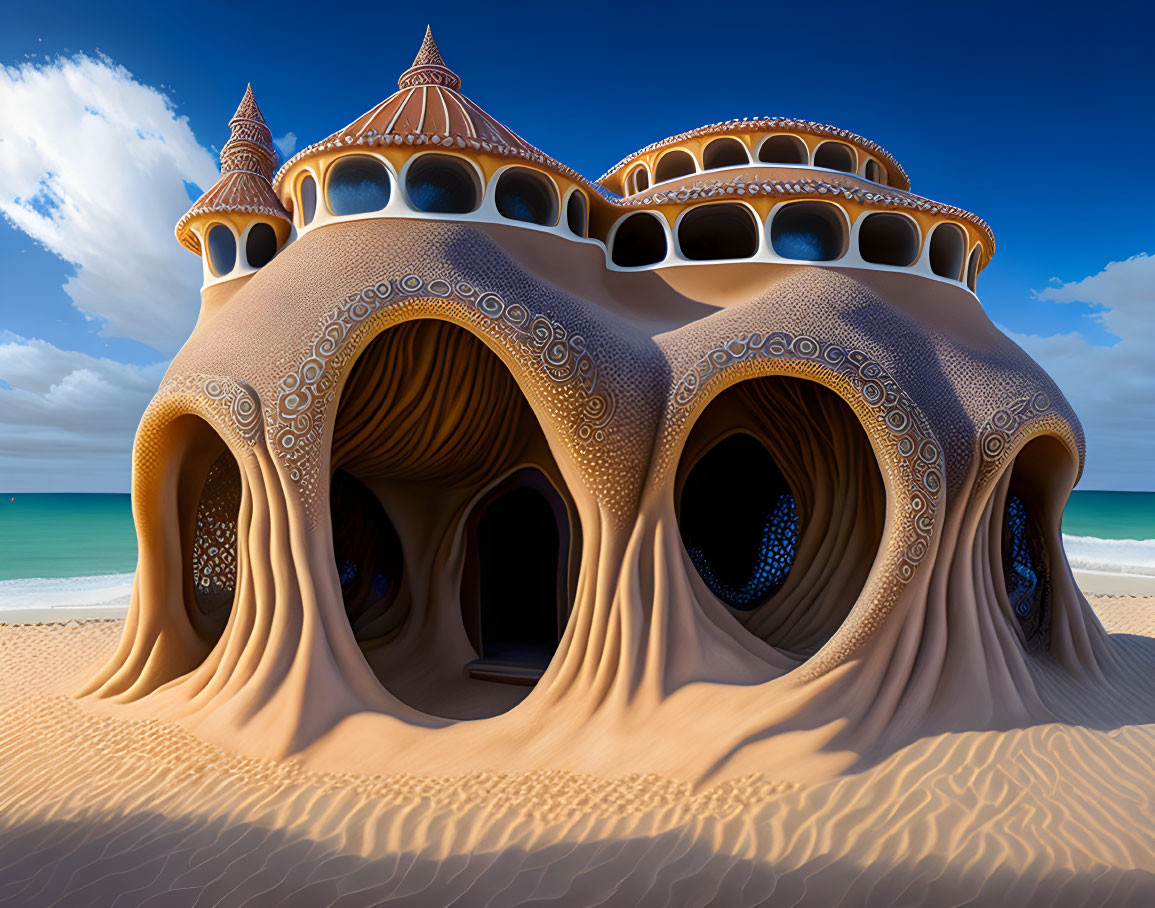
[0,596,1153,905]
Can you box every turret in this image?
[176,85,292,316]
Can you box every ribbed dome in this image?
[274,28,589,192]
[176,85,290,254]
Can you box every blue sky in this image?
[0,0,1152,490]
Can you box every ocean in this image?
[1,490,1153,607]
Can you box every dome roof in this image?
[599,118,911,194]
[176,85,291,254]
[273,28,593,193]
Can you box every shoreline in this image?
[2,569,1153,625]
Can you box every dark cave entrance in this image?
[461,469,571,685]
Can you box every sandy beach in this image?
[0,594,1151,905]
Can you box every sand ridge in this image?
[0,598,1153,905]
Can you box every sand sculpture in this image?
[82,28,1141,783]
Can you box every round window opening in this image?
[679,433,798,609]
[327,155,391,216]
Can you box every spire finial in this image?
[397,26,461,91]
[221,83,277,180]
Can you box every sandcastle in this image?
[82,28,1133,782]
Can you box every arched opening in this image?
[966,246,981,291]
[326,155,391,216]
[813,141,856,173]
[864,159,885,184]
[611,213,667,267]
[180,419,241,648]
[206,224,236,277]
[655,149,697,182]
[858,212,920,267]
[676,377,886,657]
[245,222,278,269]
[461,469,571,683]
[702,137,749,170]
[770,202,846,261]
[299,174,318,226]
[566,191,588,237]
[329,470,405,641]
[995,435,1073,649]
[677,204,759,260]
[494,167,559,226]
[758,135,808,165]
[405,154,481,214]
[627,166,649,194]
[929,223,966,280]
[329,319,580,719]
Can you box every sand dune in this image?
[0,597,1153,905]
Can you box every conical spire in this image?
[397,26,461,92]
[220,83,277,180]
[175,83,289,256]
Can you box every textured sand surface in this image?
[0,597,1153,906]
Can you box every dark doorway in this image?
[462,470,571,684]
[329,469,405,641]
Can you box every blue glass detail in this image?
[686,491,798,608]
[1002,493,1047,635]
[771,205,843,261]
[327,157,390,216]
[679,433,800,610]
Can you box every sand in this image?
[0,596,1151,905]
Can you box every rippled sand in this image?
[2,597,1154,906]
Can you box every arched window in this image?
[299,174,317,226]
[405,154,481,213]
[611,213,667,267]
[857,213,919,267]
[676,377,885,656]
[702,137,749,170]
[995,435,1073,649]
[864,160,885,184]
[929,224,966,280]
[770,202,846,261]
[813,141,856,173]
[182,421,242,647]
[245,222,278,269]
[494,167,559,226]
[566,191,588,237]
[680,433,798,609]
[966,246,981,291]
[206,224,236,277]
[627,166,649,194]
[677,204,759,260]
[758,135,808,165]
[326,155,391,216]
[655,149,697,182]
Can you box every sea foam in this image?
[0,573,135,610]
[1062,535,1155,577]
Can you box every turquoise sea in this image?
[1,490,1153,585]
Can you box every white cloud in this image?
[274,130,297,158]
[0,54,220,353]
[0,332,168,492]
[1003,254,1155,491]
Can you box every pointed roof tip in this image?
[412,25,445,67]
[398,25,460,91]
[231,82,266,125]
